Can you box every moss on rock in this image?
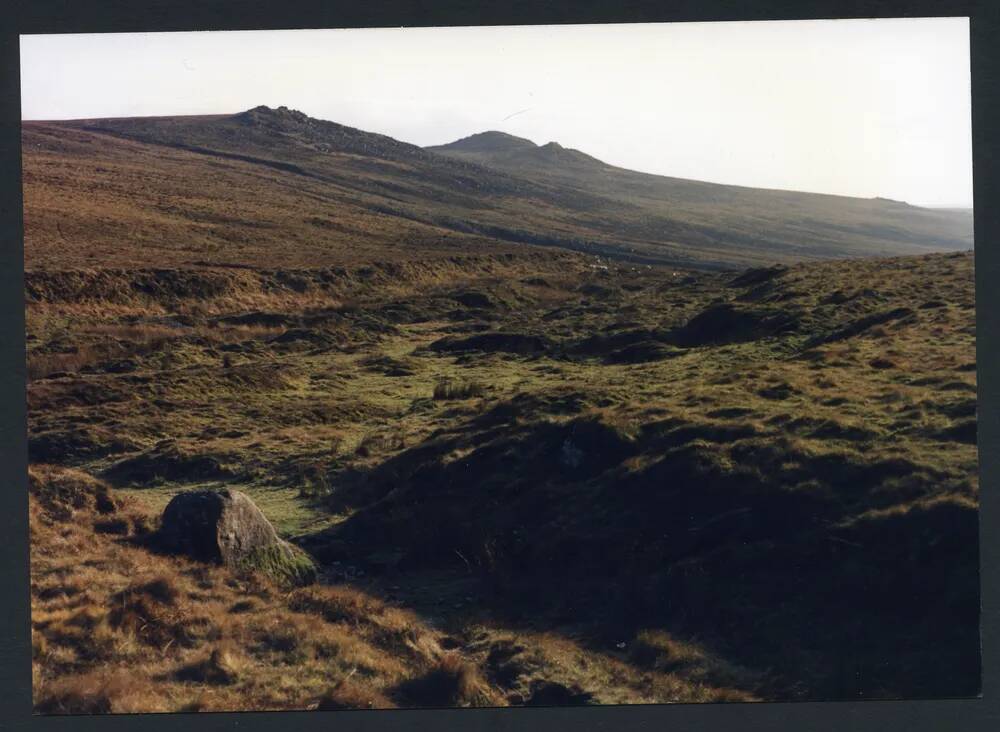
[237,541,318,587]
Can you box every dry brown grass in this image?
[35,670,172,714]
[28,464,119,519]
[175,643,247,685]
[395,652,505,708]
[23,475,393,710]
[21,113,971,274]
[25,240,977,706]
[30,464,753,712]
[628,630,756,689]
[31,486,429,712]
[27,346,103,381]
[316,679,397,710]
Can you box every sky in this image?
[20,19,973,207]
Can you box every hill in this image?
[24,104,979,710]
[23,106,972,271]
[428,130,973,262]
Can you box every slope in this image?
[428,131,974,262]
[23,106,973,271]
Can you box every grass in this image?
[22,108,971,272]
[30,466,741,712]
[433,379,486,400]
[26,246,978,708]
[236,543,318,588]
[29,470,436,712]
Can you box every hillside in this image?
[24,104,979,710]
[428,130,973,260]
[31,465,754,712]
[23,106,972,271]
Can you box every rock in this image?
[157,489,316,586]
[158,489,273,562]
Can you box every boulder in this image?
[158,489,316,586]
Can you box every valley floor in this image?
[27,249,979,710]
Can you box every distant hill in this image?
[22,106,973,270]
[428,131,611,176]
[428,129,974,260]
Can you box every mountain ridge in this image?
[428,125,953,209]
[22,105,974,271]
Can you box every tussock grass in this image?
[433,378,486,400]
[30,479,441,712]
[355,430,406,458]
[29,468,748,712]
[628,630,757,689]
[395,653,505,708]
[175,643,246,685]
[28,249,978,707]
[317,679,397,710]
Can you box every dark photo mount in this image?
[2,1,998,731]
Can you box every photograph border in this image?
[2,1,997,730]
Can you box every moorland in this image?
[24,107,978,711]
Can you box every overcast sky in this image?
[20,19,973,207]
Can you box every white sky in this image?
[20,19,973,207]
